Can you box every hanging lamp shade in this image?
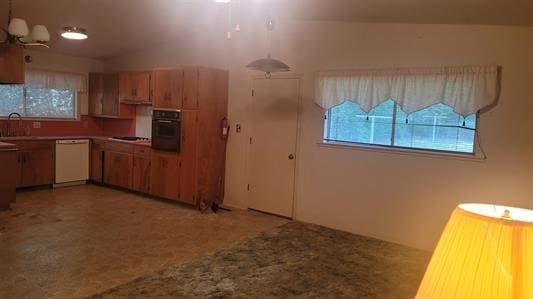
[416,203,533,299]
[246,53,290,75]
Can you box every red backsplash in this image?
[101,117,136,137]
[0,115,135,137]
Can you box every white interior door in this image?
[248,77,300,218]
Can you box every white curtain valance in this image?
[25,69,88,93]
[315,65,500,116]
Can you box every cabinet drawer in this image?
[11,140,55,151]
[106,141,134,154]
[134,145,151,157]
[92,139,106,151]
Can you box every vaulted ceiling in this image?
[1,0,531,59]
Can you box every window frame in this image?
[323,101,479,156]
[0,85,79,121]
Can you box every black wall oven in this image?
[152,109,181,152]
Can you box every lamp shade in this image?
[31,25,50,42]
[8,18,30,37]
[416,203,533,299]
[246,53,290,75]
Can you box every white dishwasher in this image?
[55,139,90,187]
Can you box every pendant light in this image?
[1,0,50,48]
[245,11,290,78]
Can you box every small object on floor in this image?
[211,202,219,213]
[211,202,232,213]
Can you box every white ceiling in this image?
[1,0,531,59]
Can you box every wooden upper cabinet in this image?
[152,69,184,109]
[119,71,151,103]
[102,73,120,116]
[0,44,24,84]
[89,73,134,118]
[88,73,104,115]
[183,67,199,109]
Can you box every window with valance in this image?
[0,69,87,119]
[316,65,499,154]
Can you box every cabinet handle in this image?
[183,96,187,103]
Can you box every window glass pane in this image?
[394,103,476,153]
[25,87,75,119]
[325,100,394,146]
[0,85,24,116]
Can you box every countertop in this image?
[0,142,18,151]
[0,136,151,148]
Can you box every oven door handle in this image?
[155,120,174,123]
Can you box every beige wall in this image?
[24,49,105,115]
[105,20,533,250]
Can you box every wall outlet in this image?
[236,124,242,133]
[33,122,41,129]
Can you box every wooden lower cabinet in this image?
[179,110,198,205]
[17,149,55,188]
[150,151,179,200]
[104,151,133,189]
[90,148,104,183]
[0,150,17,210]
[132,156,151,194]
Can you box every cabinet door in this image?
[150,152,179,200]
[19,150,55,187]
[153,69,183,109]
[102,74,119,116]
[104,151,133,189]
[16,152,23,187]
[132,156,151,194]
[90,148,104,182]
[132,72,151,102]
[183,67,199,109]
[0,44,24,84]
[88,73,104,115]
[119,72,150,102]
[179,110,198,204]
[119,73,131,101]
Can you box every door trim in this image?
[247,74,303,219]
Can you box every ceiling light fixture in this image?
[0,0,50,48]
[246,15,290,78]
[61,26,88,40]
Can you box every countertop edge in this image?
[0,136,151,147]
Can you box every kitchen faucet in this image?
[5,112,23,137]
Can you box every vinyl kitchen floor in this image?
[0,184,288,298]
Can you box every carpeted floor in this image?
[91,222,430,298]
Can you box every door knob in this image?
[288,154,295,160]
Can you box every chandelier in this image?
[1,0,50,48]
